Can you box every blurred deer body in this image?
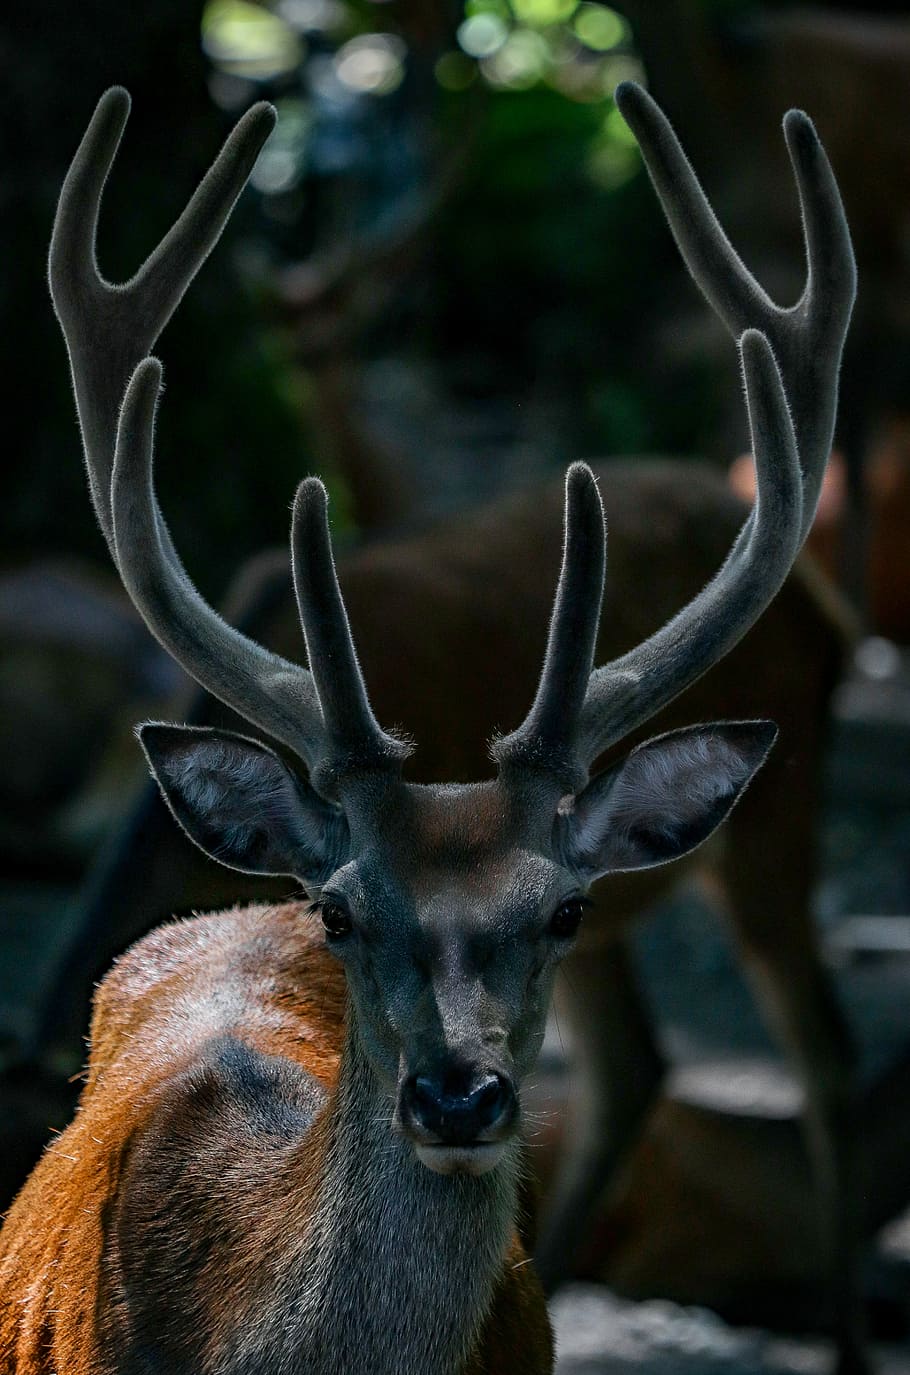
[1,81,857,1375]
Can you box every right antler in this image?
[496,82,856,786]
[52,91,409,790]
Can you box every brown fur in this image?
[0,903,550,1374]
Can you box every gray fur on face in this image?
[227,1026,522,1375]
[140,728,774,1111]
[329,825,566,1094]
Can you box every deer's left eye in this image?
[548,897,588,939]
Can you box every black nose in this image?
[401,1068,514,1145]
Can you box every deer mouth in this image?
[414,1140,509,1176]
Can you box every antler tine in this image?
[614,82,854,540]
[112,360,326,768]
[613,82,775,340]
[578,330,802,763]
[781,106,856,539]
[494,464,606,790]
[129,105,277,328]
[48,88,131,308]
[783,108,856,342]
[292,481,412,795]
[49,88,277,565]
[48,87,132,556]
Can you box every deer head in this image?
[50,84,853,1176]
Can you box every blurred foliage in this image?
[3,0,792,595]
[433,86,705,458]
[0,0,317,601]
[198,0,724,463]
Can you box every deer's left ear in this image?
[557,721,777,879]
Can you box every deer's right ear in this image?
[138,724,348,884]
[556,721,777,878]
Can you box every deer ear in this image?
[138,723,348,883]
[558,721,777,878]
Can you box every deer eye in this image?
[548,896,588,939]
[319,899,353,939]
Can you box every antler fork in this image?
[49,88,274,572]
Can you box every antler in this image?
[497,82,855,784]
[49,87,275,572]
[612,82,855,527]
[55,91,407,789]
[495,463,607,791]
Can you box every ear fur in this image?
[138,723,348,883]
[557,721,777,878]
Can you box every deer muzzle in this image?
[397,1065,518,1175]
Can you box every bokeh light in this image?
[334,34,406,95]
[202,0,302,78]
[509,0,578,29]
[457,13,509,59]
[572,4,625,51]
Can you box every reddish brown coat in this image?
[0,903,551,1374]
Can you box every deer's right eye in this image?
[547,896,589,939]
[320,900,353,939]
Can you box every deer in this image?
[0,79,856,1373]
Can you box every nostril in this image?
[413,1076,437,1114]
[471,1074,504,1118]
[404,1070,513,1142]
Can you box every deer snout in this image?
[398,1065,518,1175]
[411,1069,511,1136]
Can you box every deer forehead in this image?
[347,779,533,854]
[339,781,564,923]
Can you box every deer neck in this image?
[271,1011,521,1375]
